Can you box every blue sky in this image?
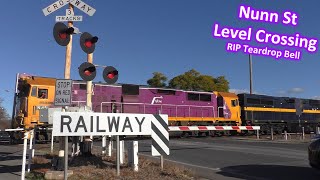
[0,0,320,115]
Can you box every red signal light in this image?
[103,67,118,84]
[59,33,67,39]
[80,33,99,54]
[78,62,96,81]
[107,72,115,79]
[84,69,92,76]
[85,41,93,48]
[84,36,98,48]
[107,71,118,79]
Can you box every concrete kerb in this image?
[44,170,73,180]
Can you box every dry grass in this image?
[68,152,197,180]
[26,155,52,179]
[32,156,50,164]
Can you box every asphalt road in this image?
[1,137,320,180]
[0,143,23,180]
[134,137,320,180]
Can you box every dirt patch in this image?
[26,146,197,180]
[32,156,50,164]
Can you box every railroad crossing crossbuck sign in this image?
[53,112,170,156]
[42,0,96,19]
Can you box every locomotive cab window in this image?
[31,86,37,97]
[188,93,199,101]
[200,94,211,102]
[231,99,238,107]
[157,89,176,95]
[38,89,48,99]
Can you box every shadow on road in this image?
[217,164,320,180]
[0,164,21,174]
[139,146,212,153]
[0,155,22,162]
[0,152,12,156]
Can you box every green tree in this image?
[168,69,229,92]
[0,98,10,130]
[196,75,216,92]
[168,69,200,90]
[214,76,229,92]
[147,72,168,88]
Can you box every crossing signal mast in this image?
[43,1,98,178]
[77,30,119,157]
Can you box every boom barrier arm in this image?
[168,126,260,132]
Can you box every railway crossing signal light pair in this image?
[53,22,98,54]
[78,62,118,84]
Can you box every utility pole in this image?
[249,54,254,130]
[249,54,253,94]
